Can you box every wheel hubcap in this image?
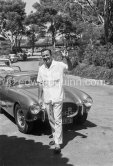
[17,109,25,128]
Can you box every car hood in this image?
[64,85,91,104]
[17,85,90,104]
[18,87,38,101]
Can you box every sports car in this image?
[0,71,93,134]
[0,58,21,75]
[9,54,19,63]
[0,58,12,71]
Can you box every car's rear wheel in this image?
[15,104,33,134]
[73,112,88,125]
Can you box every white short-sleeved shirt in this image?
[37,60,68,104]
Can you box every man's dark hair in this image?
[41,48,52,56]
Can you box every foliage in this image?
[72,63,113,84]
[32,0,80,48]
[104,0,113,43]
[0,0,26,51]
[83,43,113,69]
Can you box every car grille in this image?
[62,103,78,117]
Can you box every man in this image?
[37,48,74,154]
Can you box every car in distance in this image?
[26,51,31,57]
[0,71,93,134]
[0,58,21,73]
[17,52,27,61]
[9,54,19,63]
[0,54,10,59]
[0,58,11,67]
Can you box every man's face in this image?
[42,50,52,67]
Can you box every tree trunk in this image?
[51,22,56,48]
[52,34,56,48]
[104,0,108,43]
[104,0,109,43]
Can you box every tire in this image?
[14,104,33,134]
[73,112,88,125]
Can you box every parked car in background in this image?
[0,58,12,72]
[0,55,10,59]
[0,71,93,134]
[26,51,41,58]
[31,51,42,60]
[26,51,31,57]
[9,54,18,63]
[32,51,41,57]
[17,51,27,61]
[0,58,21,75]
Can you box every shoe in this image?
[49,134,53,139]
[49,141,55,146]
[54,147,61,154]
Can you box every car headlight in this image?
[83,97,93,107]
[29,104,40,114]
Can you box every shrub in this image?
[73,63,113,84]
[83,44,113,69]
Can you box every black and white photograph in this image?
[0,0,113,166]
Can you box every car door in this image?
[0,77,8,110]
[4,87,16,116]
[0,77,3,107]
[0,76,15,116]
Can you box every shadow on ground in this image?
[62,120,97,148]
[0,134,73,166]
[27,119,97,150]
[1,111,97,166]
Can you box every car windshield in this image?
[0,62,6,66]
[6,74,38,87]
[0,60,10,66]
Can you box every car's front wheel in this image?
[15,104,33,134]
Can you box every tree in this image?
[25,12,46,54]
[0,0,26,52]
[32,0,78,48]
[104,0,113,43]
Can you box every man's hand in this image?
[38,99,46,111]
[38,98,43,107]
[61,49,69,59]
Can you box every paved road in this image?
[0,56,113,166]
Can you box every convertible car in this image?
[0,71,93,134]
[0,58,21,75]
[9,54,19,63]
[0,58,12,71]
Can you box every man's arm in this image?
[38,83,43,105]
[65,56,73,71]
[61,49,78,71]
[37,69,43,105]
[38,83,43,100]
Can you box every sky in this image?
[23,0,39,14]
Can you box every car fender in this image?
[4,88,36,118]
[64,86,83,106]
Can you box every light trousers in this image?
[45,102,63,145]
